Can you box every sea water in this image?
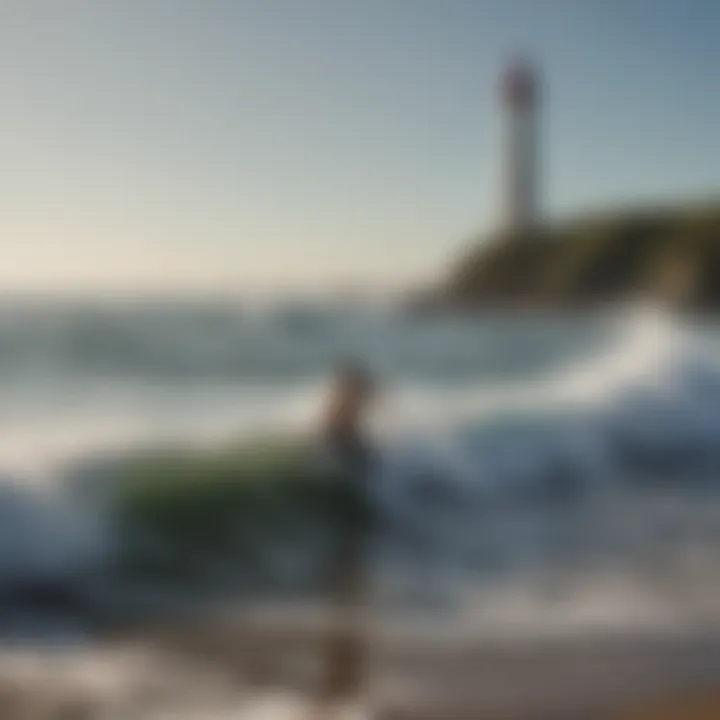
[1,298,720,637]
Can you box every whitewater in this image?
[1,301,720,637]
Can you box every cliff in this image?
[440,201,720,311]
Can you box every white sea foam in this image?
[0,306,719,637]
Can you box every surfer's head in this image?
[334,358,375,400]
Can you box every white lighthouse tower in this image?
[500,59,540,235]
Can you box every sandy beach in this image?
[100,609,720,719]
[2,606,720,718]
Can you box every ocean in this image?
[2,297,720,642]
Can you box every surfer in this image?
[313,359,377,714]
[322,360,376,494]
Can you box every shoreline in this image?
[2,605,720,717]
[110,610,720,718]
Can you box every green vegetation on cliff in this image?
[443,200,720,310]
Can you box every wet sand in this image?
[110,610,720,719]
[608,693,720,720]
[3,609,720,717]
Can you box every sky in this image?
[1,0,720,295]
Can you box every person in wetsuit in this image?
[314,360,377,711]
[322,360,375,499]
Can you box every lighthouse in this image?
[500,60,540,235]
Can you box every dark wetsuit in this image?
[324,426,374,606]
[319,425,375,701]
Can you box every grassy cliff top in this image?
[442,200,720,311]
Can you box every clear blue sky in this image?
[2,0,719,294]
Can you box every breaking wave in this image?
[1,304,720,635]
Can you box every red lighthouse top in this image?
[502,60,537,109]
